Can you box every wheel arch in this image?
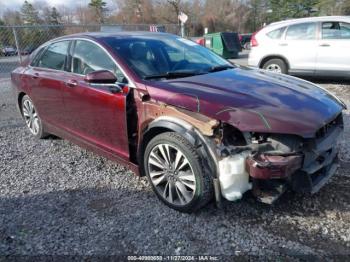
[138,116,218,179]
[17,92,27,116]
[259,55,290,70]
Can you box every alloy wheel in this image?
[22,99,40,135]
[265,63,282,73]
[147,143,196,206]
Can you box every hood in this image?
[146,67,344,138]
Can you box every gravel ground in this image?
[0,77,349,259]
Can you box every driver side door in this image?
[61,39,130,160]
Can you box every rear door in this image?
[61,39,130,159]
[316,21,350,76]
[27,40,71,127]
[282,22,318,73]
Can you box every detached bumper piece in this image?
[246,153,303,204]
[246,153,303,179]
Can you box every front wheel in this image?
[144,132,213,212]
[21,95,48,139]
[262,58,288,74]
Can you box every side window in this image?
[322,22,350,39]
[285,23,317,40]
[30,47,46,67]
[72,40,127,83]
[266,27,286,39]
[36,41,69,70]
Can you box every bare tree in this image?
[57,5,76,24]
[110,0,156,24]
[2,9,23,25]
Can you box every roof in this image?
[35,31,179,51]
[269,16,350,27]
[60,31,175,40]
[261,16,350,32]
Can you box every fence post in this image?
[12,27,22,64]
[181,22,185,37]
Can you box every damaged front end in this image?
[215,113,344,204]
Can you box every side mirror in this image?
[84,70,117,84]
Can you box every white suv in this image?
[248,16,350,77]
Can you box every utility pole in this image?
[178,11,188,37]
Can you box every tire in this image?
[262,58,288,74]
[144,132,213,212]
[21,95,48,139]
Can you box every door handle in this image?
[319,43,330,47]
[32,73,39,79]
[279,43,288,46]
[66,79,78,88]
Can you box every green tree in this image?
[247,0,269,31]
[21,0,41,24]
[20,1,45,52]
[316,0,346,15]
[0,19,8,48]
[341,0,350,15]
[268,0,320,22]
[48,7,61,24]
[43,7,64,40]
[89,0,107,23]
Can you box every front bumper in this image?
[246,124,342,198]
[292,157,339,194]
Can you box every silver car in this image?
[248,16,350,77]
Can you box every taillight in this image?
[251,31,259,47]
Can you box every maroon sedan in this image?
[11,32,346,212]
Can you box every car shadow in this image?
[299,76,350,86]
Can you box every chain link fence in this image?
[0,23,180,79]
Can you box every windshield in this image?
[103,35,233,80]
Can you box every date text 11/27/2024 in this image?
[127,255,220,261]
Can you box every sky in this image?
[1,0,79,9]
[0,0,116,16]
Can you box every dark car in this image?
[11,32,346,212]
[1,46,17,56]
[239,33,252,49]
[20,45,38,55]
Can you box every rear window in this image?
[266,27,286,39]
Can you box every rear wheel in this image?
[21,95,48,139]
[244,42,251,50]
[144,132,213,212]
[262,58,287,74]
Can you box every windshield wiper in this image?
[144,70,204,80]
[208,64,235,73]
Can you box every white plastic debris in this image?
[218,151,252,201]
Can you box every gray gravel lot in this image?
[0,77,349,259]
